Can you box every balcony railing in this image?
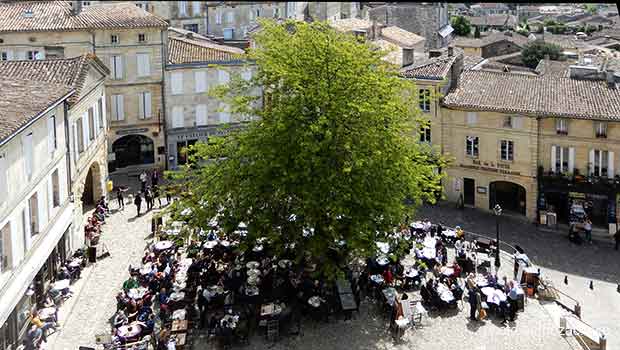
[540,169,620,192]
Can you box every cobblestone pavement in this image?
[417,202,620,349]
[47,201,161,349]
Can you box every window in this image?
[21,208,29,250]
[22,132,33,178]
[172,106,184,128]
[242,69,252,81]
[27,51,41,60]
[223,28,234,40]
[225,11,234,24]
[503,116,512,128]
[215,8,222,24]
[420,126,431,143]
[138,91,152,119]
[97,98,104,131]
[219,103,230,123]
[88,108,95,140]
[111,34,119,44]
[179,1,188,16]
[0,51,7,61]
[255,8,261,18]
[111,94,124,121]
[196,104,208,126]
[500,140,514,161]
[595,121,607,138]
[555,118,568,135]
[418,89,431,112]
[287,2,296,17]
[591,149,612,177]
[138,33,146,43]
[0,222,11,272]
[218,69,229,84]
[0,154,6,204]
[51,170,60,207]
[465,136,479,157]
[552,146,571,174]
[274,7,280,18]
[192,1,201,16]
[110,55,123,80]
[136,53,150,77]
[183,23,199,33]
[195,71,207,93]
[76,118,85,153]
[82,1,90,6]
[47,116,57,154]
[28,193,38,236]
[171,72,183,94]
[466,111,477,125]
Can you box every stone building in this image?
[465,14,518,33]
[453,31,529,59]
[165,30,255,169]
[0,1,169,172]
[0,78,74,348]
[0,55,110,250]
[365,2,453,49]
[441,57,620,228]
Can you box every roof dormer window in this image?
[111,34,119,44]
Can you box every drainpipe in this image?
[205,4,209,36]
[91,31,96,54]
[536,115,541,225]
[160,29,168,171]
[63,102,74,198]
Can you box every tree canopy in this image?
[451,16,472,36]
[521,40,563,68]
[165,19,446,278]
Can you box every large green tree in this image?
[451,16,472,36]
[521,40,563,68]
[166,19,445,278]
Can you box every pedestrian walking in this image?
[165,187,172,204]
[153,185,162,207]
[151,169,159,187]
[584,217,592,244]
[116,188,124,210]
[139,171,148,192]
[134,192,142,217]
[467,284,477,321]
[614,228,620,250]
[145,188,153,211]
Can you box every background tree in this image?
[165,19,446,278]
[451,15,472,36]
[521,40,563,68]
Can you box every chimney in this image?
[448,46,454,57]
[370,20,381,40]
[402,48,414,67]
[429,50,442,58]
[606,70,616,88]
[70,0,82,15]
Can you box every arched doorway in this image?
[489,181,526,215]
[81,162,102,210]
[112,134,155,168]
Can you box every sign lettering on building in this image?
[116,128,149,135]
[460,161,521,176]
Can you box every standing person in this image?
[134,192,143,217]
[145,187,153,211]
[151,169,159,187]
[139,171,148,192]
[467,286,478,321]
[116,188,125,210]
[584,218,592,244]
[153,185,162,207]
[614,228,620,250]
[507,281,519,321]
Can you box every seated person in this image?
[452,261,462,278]
[123,276,139,291]
[113,310,128,328]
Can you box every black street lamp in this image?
[493,204,502,269]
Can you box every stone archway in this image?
[81,161,103,211]
[112,134,155,168]
[489,181,526,215]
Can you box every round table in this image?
[219,240,230,247]
[203,241,218,249]
[376,242,390,254]
[247,268,261,277]
[278,259,292,269]
[172,309,186,320]
[169,292,185,302]
[52,279,70,291]
[68,259,82,268]
[38,307,56,319]
[246,286,259,296]
[246,261,260,269]
[154,241,173,251]
[117,324,141,338]
[376,256,390,266]
[126,288,147,300]
[308,296,322,308]
[253,245,264,252]
[370,275,384,284]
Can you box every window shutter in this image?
[196,104,208,126]
[137,54,150,77]
[242,69,252,81]
[100,96,106,128]
[6,50,13,60]
[110,95,118,121]
[589,149,595,175]
[144,92,151,119]
[179,1,187,16]
[219,103,230,123]
[23,133,33,178]
[138,93,145,119]
[172,106,184,128]
[195,71,207,93]
[117,95,125,120]
[192,1,201,16]
[117,56,123,79]
[72,124,78,164]
[17,51,26,60]
[83,112,90,147]
[1,224,12,271]
[568,147,575,173]
[110,56,115,77]
[0,155,6,203]
[608,151,614,177]
[551,145,556,173]
[218,70,229,84]
[172,72,183,94]
[93,104,99,132]
[47,117,55,154]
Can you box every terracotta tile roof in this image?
[0,1,168,33]
[0,77,73,143]
[380,25,425,48]
[443,70,620,120]
[167,36,244,64]
[400,48,464,80]
[0,54,109,105]
[466,14,518,27]
[453,31,530,48]
[463,55,485,70]
[329,18,372,33]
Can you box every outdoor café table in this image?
[171,320,188,333]
[221,313,239,328]
[436,284,455,303]
[245,286,259,296]
[336,279,353,295]
[172,309,187,320]
[411,221,425,231]
[246,261,260,269]
[170,333,186,346]
[247,268,261,277]
[376,242,390,254]
[382,287,397,306]
[127,287,147,300]
[154,240,173,251]
[339,292,357,311]
[169,292,185,302]
[308,296,323,308]
[421,247,436,260]
[252,245,264,252]
[139,263,153,275]
[261,303,283,317]
[247,275,260,286]
[370,274,384,285]
[278,259,292,269]
[476,276,490,288]
[441,267,455,277]
[219,240,231,247]
[117,324,141,338]
[376,256,390,266]
[68,258,82,268]
[488,289,507,306]
[173,281,186,292]
[404,268,419,278]
[39,307,56,320]
[203,241,218,249]
[51,279,70,291]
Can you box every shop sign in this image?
[568,192,586,199]
[116,128,149,135]
[477,186,487,194]
[460,159,521,176]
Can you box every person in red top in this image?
[383,268,394,285]
[452,261,462,278]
